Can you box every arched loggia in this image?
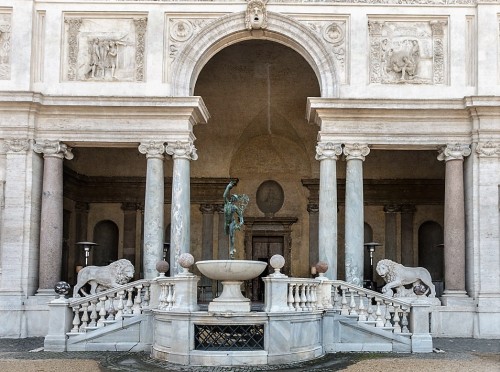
[170,12,338,98]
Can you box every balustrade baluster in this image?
[89,299,98,327]
[116,290,125,320]
[287,283,295,311]
[393,305,401,333]
[349,290,358,316]
[305,284,311,310]
[158,283,166,309]
[133,284,143,314]
[332,285,340,310]
[358,293,366,321]
[299,284,307,310]
[125,288,134,314]
[293,283,301,311]
[71,305,81,333]
[374,299,384,327]
[143,283,151,307]
[311,283,317,310]
[401,307,410,333]
[340,287,349,315]
[166,284,173,309]
[384,302,392,328]
[107,293,116,321]
[171,284,176,307]
[367,296,375,321]
[97,297,107,327]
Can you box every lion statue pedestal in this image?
[73,259,135,297]
[376,259,440,305]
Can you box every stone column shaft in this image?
[122,202,138,265]
[384,204,400,262]
[34,140,73,292]
[166,141,197,276]
[307,203,319,271]
[139,142,165,280]
[344,144,370,286]
[217,204,229,260]
[438,144,471,297]
[316,143,342,279]
[401,204,416,267]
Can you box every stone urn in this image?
[196,260,267,312]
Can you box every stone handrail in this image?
[68,279,151,333]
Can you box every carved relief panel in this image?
[0,11,12,80]
[299,17,349,84]
[368,18,448,85]
[165,14,222,83]
[63,15,147,82]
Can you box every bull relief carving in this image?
[0,12,12,80]
[369,19,447,85]
[304,20,348,84]
[63,16,147,82]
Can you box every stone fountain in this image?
[196,180,267,312]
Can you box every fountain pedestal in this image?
[196,260,267,313]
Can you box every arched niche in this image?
[170,12,338,98]
[93,220,119,266]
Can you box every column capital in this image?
[200,204,215,214]
[315,142,342,161]
[74,202,89,213]
[475,141,500,158]
[437,143,471,162]
[343,143,370,161]
[33,140,74,160]
[307,203,319,214]
[400,204,417,214]
[138,141,165,159]
[215,204,224,214]
[121,202,139,211]
[166,141,198,161]
[3,138,30,153]
[383,204,401,213]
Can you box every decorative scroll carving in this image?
[343,143,370,161]
[0,12,12,80]
[315,142,342,161]
[65,18,82,81]
[4,139,29,153]
[245,0,268,30]
[166,141,198,161]
[303,20,348,84]
[476,142,500,157]
[138,141,165,159]
[437,143,471,162]
[369,19,447,85]
[33,140,74,160]
[63,16,147,82]
[133,18,147,81]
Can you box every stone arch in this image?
[170,12,338,98]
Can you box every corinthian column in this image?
[33,140,73,293]
[343,143,370,286]
[138,141,165,280]
[166,141,198,276]
[315,142,342,279]
[438,143,471,300]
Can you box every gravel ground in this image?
[0,338,498,372]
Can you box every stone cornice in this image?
[103,0,480,4]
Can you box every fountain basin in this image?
[196,260,267,312]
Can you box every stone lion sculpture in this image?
[376,259,435,298]
[73,259,135,297]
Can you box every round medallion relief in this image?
[256,180,284,215]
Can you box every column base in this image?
[440,290,472,306]
[36,288,57,297]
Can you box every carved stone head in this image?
[245,0,268,30]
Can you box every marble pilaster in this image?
[383,204,400,262]
[401,204,416,267]
[138,141,165,280]
[343,143,370,286]
[166,141,197,276]
[438,143,471,299]
[33,140,74,293]
[315,142,342,279]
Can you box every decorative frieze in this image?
[476,142,500,158]
[63,15,147,82]
[301,19,348,84]
[0,11,11,80]
[368,18,448,85]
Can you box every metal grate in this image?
[194,324,265,351]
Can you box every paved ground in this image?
[0,337,498,371]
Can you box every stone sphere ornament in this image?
[269,254,286,277]
[54,281,71,298]
[315,261,329,277]
[156,260,170,277]
[178,253,195,275]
